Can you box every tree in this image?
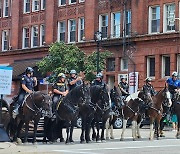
[37,42,112,82]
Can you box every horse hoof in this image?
[120,138,124,141]
[133,138,136,141]
[23,142,29,145]
[49,141,54,144]
[110,137,114,139]
[33,142,37,145]
[60,138,65,142]
[149,137,153,141]
[101,140,106,143]
[86,140,91,143]
[80,140,85,144]
[160,134,165,137]
[96,140,101,143]
[70,142,74,144]
[42,141,47,144]
[17,138,22,145]
[92,138,96,141]
[106,137,110,140]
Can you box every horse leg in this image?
[105,118,110,140]
[32,119,39,144]
[120,119,127,141]
[69,124,74,143]
[43,117,48,143]
[136,115,142,139]
[85,113,94,143]
[23,121,30,144]
[80,117,86,143]
[132,120,137,141]
[149,118,154,140]
[95,118,100,142]
[110,116,117,139]
[176,114,180,139]
[91,119,96,141]
[65,123,70,144]
[16,120,24,144]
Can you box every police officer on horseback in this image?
[91,72,106,87]
[166,72,180,102]
[52,73,68,113]
[118,76,129,98]
[12,67,37,118]
[68,70,82,91]
[142,77,156,96]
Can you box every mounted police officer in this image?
[52,73,68,113]
[12,67,37,118]
[68,70,82,91]
[118,77,129,98]
[91,72,106,87]
[142,77,156,96]
[166,72,180,102]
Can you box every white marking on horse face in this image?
[166,91,171,99]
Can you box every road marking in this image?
[53,144,180,153]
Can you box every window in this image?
[0,0,2,17]
[3,0,9,17]
[24,0,30,13]
[111,12,120,38]
[149,6,160,33]
[126,10,131,36]
[2,30,9,51]
[32,0,39,12]
[31,26,38,47]
[99,14,108,38]
[69,0,76,4]
[22,27,30,48]
[164,4,175,32]
[58,21,66,42]
[121,58,128,71]
[40,24,45,46]
[177,55,180,77]
[78,17,84,41]
[41,0,46,10]
[162,55,170,77]
[59,0,66,6]
[68,19,76,42]
[147,56,155,77]
[79,0,85,2]
[107,58,115,72]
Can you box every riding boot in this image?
[12,104,20,119]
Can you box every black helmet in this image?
[145,77,152,83]
[25,67,34,74]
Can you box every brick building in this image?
[0,0,180,97]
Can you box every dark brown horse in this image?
[120,91,146,141]
[142,86,171,140]
[8,91,52,144]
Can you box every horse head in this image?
[99,84,110,110]
[138,89,152,105]
[162,86,172,107]
[32,92,53,117]
[110,86,123,108]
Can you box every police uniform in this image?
[17,74,35,107]
[68,77,82,91]
[166,78,179,94]
[142,84,156,96]
[118,81,129,96]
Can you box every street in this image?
[0,127,180,154]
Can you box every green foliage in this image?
[37,42,112,82]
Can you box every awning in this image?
[9,59,43,80]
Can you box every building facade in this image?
[0,0,180,96]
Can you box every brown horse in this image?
[144,86,171,140]
[8,91,52,144]
[173,91,180,139]
[120,91,146,141]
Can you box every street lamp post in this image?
[94,31,102,74]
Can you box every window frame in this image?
[2,30,9,51]
[59,0,66,6]
[99,14,108,39]
[69,0,76,5]
[163,3,175,33]
[125,10,131,36]
[3,0,9,17]
[41,0,46,10]
[31,25,39,48]
[120,57,128,71]
[40,24,45,46]
[24,0,30,13]
[32,0,39,12]
[111,12,121,38]
[147,56,155,78]
[177,54,180,77]
[0,0,2,18]
[78,17,84,42]
[107,58,115,72]
[79,0,85,3]
[68,19,76,43]
[162,55,170,78]
[148,6,160,34]
[58,21,66,42]
[22,27,30,49]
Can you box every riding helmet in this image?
[172,71,178,77]
[145,77,152,82]
[70,70,77,74]
[25,67,34,74]
[96,72,103,78]
[58,73,66,78]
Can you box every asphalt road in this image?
[0,127,180,154]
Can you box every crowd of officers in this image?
[13,67,180,118]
